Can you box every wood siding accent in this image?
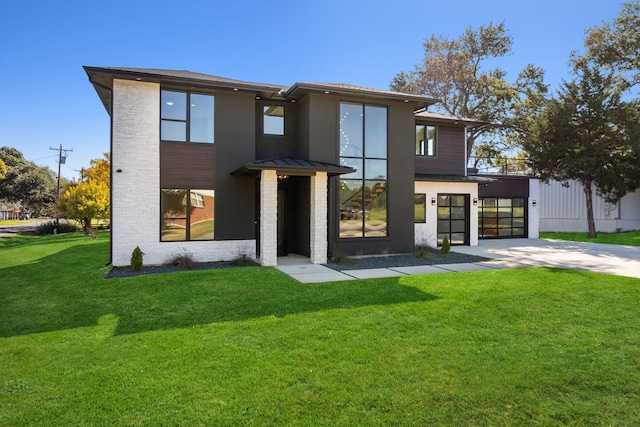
[160,142,215,188]
[414,124,466,175]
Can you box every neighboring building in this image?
[84,67,540,267]
[540,180,640,232]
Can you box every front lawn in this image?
[1,233,639,425]
[540,230,640,246]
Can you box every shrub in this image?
[414,245,434,258]
[441,236,451,254]
[34,220,77,236]
[332,252,354,264]
[233,254,256,267]
[169,253,195,269]
[130,246,144,271]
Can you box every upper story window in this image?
[161,90,214,143]
[416,124,436,156]
[263,105,285,135]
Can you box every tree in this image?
[0,158,6,180]
[0,146,57,214]
[584,1,640,92]
[390,23,549,166]
[57,153,110,234]
[523,63,640,238]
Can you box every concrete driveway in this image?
[452,238,640,279]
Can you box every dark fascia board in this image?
[415,111,487,129]
[231,158,356,177]
[83,66,286,113]
[415,174,498,183]
[284,82,440,110]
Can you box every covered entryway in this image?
[231,158,355,266]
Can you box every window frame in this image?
[339,101,389,239]
[414,193,426,223]
[161,188,215,242]
[160,89,215,144]
[415,124,437,157]
[262,104,285,136]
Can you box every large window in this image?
[161,90,214,143]
[161,189,215,241]
[416,125,436,156]
[263,105,285,135]
[339,102,388,238]
[479,198,526,238]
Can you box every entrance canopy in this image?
[231,157,355,177]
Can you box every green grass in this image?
[2,233,640,425]
[541,230,640,246]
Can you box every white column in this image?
[260,170,278,266]
[529,178,540,238]
[310,172,328,264]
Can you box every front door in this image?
[437,194,470,245]
[277,189,286,256]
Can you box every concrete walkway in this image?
[276,254,527,284]
[277,238,640,283]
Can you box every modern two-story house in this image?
[84,66,539,267]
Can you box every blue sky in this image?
[0,0,622,180]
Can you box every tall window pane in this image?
[189,190,215,240]
[365,105,387,158]
[161,189,187,241]
[339,103,363,157]
[340,180,364,238]
[364,181,387,237]
[190,94,215,143]
[414,194,426,223]
[415,125,425,155]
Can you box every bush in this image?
[34,220,77,236]
[130,246,144,271]
[332,252,354,264]
[413,245,435,258]
[441,236,451,254]
[169,253,195,269]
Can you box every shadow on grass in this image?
[0,239,439,338]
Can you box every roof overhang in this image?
[415,111,487,129]
[83,66,285,115]
[415,174,498,183]
[285,82,439,111]
[231,157,355,177]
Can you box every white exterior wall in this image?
[528,178,540,238]
[540,179,640,232]
[414,181,478,248]
[111,79,255,266]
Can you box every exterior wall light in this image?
[473,197,478,206]
[431,197,437,206]
[532,200,537,207]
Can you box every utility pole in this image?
[50,144,73,198]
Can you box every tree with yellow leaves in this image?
[57,153,110,235]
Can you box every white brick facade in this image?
[414,181,479,248]
[259,170,278,266]
[310,172,328,264]
[111,79,255,267]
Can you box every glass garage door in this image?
[437,194,469,246]
[479,198,526,238]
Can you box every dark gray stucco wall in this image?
[215,90,256,240]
